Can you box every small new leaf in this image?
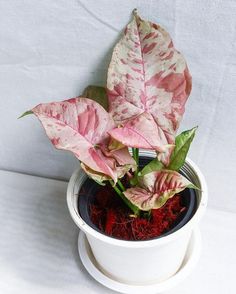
[168,127,197,171]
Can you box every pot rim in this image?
[67,151,208,248]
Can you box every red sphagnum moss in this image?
[90,184,186,241]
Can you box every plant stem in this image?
[117,179,125,191]
[146,210,152,220]
[132,147,139,178]
[109,180,140,216]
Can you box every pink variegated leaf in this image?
[107,11,192,164]
[123,170,197,211]
[108,112,171,151]
[81,159,134,186]
[31,97,136,183]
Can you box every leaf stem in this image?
[109,180,140,216]
[132,147,139,177]
[117,179,125,192]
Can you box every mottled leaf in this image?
[107,11,191,163]
[82,85,108,111]
[31,97,136,183]
[109,112,171,151]
[124,170,197,211]
[168,127,197,171]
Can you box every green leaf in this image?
[82,85,108,111]
[139,157,164,176]
[130,176,138,186]
[168,127,197,171]
[187,183,201,191]
[18,110,33,119]
[137,127,197,177]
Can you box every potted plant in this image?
[21,10,207,291]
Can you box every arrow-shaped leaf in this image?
[124,170,198,211]
[107,11,192,164]
[30,97,135,183]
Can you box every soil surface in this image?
[89,184,186,241]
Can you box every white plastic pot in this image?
[67,150,207,285]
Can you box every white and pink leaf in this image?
[31,97,136,183]
[107,12,192,164]
[124,170,196,210]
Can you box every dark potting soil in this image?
[89,184,186,241]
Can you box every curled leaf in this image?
[80,163,109,185]
[124,170,197,211]
[108,138,126,151]
[107,12,191,163]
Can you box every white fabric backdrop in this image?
[0,0,236,212]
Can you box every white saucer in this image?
[78,228,201,294]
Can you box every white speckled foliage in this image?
[107,12,191,165]
[24,11,196,211]
[31,98,136,183]
[124,170,196,211]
